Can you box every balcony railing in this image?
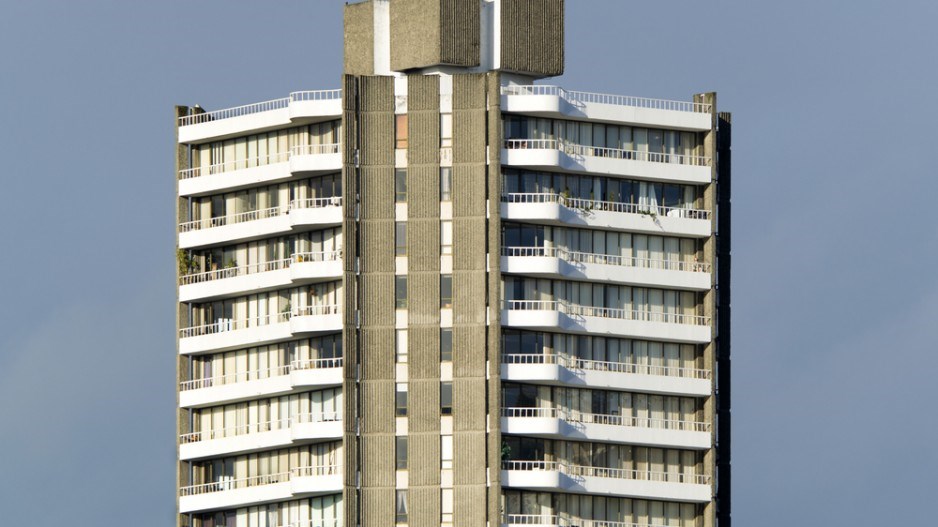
[178,196,342,237]
[180,312,291,338]
[180,357,343,392]
[180,363,291,391]
[501,85,712,114]
[181,412,341,444]
[504,139,711,167]
[501,246,711,273]
[504,300,711,327]
[291,356,344,371]
[503,514,673,527]
[502,192,710,221]
[179,251,342,286]
[501,353,711,380]
[178,142,340,180]
[179,151,291,180]
[293,304,341,317]
[501,407,710,433]
[502,460,709,485]
[180,464,340,496]
[178,90,342,127]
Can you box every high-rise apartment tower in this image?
[174,2,731,527]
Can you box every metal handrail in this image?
[291,357,344,370]
[179,311,291,338]
[290,196,343,210]
[501,407,709,432]
[503,139,711,167]
[500,353,711,380]
[178,89,341,126]
[501,245,711,273]
[180,471,290,496]
[502,460,710,485]
[180,364,291,391]
[179,151,291,180]
[503,300,711,326]
[179,252,341,286]
[179,206,284,233]
[500,192,710,221]
[501,84,712,113]
[503,515,672,527]
[291,143,341,156]
[293,305,341,317]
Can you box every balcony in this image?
[178,465,342,513]
[503,515,670,527]
[179,412,342,460]
[500,354,711,397]
[177,90,342,144]
[502,301,711,344]
[179,358,343,408]
[501,85,713,131]
[501,246,711,291]
[501,193,710,238]
[501,461,710,503]
[178,197,343,249]
[501,407,710,450]
[502,140,711,185]
[179,307,342,355]
[177,144,342,197]
[179,251,343,303]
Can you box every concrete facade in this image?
[174,1,730,526]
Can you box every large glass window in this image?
[395,222,407,256]
[395,169,407,203]
[395,276,408,309]
[395,384,408,416]
[440,382,453,415]
[395,115,409,149]
[440,329,453,362]
[396,436,408,469]
[440,167,452,201]
[441,275,453,309]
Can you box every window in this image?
[395,115,409,149]
[395,490,409,523]
[395,169,407,203]
[440,328,453,362]
[440,221,453,255]
[396,384,408,416]
[396,329,408,363]
[440,275,453,309]
[441,488,454,524]
[395,222,407,256]
[396,436,408,469]
[441,435,453,469]
[395,276,408,309]
[440,167,452,201]
[440,114,453,148]
[440,382,453,415]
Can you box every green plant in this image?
[177,249,199,275]
[224,259,238,269]
[501,442,512,461]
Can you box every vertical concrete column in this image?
[174,105,191,527]
[406,74,443,527]
[345,74,399,527]
[451,73,492,527]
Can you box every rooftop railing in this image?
[503,300,711,327]
[502,460,710,485]
[500,353,711,380]
[178,90,342,126]
[501,85,712,114]
[501,407,710,433]
[504,139,711,167]
[501,245,712,273]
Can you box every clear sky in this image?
[1,0,936,525]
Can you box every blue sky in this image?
[1,0,937,525]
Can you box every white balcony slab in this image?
[180,428,293,461]
[180,321,293,355]
[290,313,343,335]
[501,417,710,450]
[501,256,711,290]
[501,309,711,344]
[500,202,710,238]
[289,99,343,122]
[500,470,711,503]
[179,480,292,514]
[500,363,711,397]
[290,473,343,497]
[292,420,343,442]
[179,162,292,197]
[179,269,293,303]
[501,94,712,131]
[179,374,294,408]
[288,206,343,229]
[291,367,344,389]
[290,260,343,283]
[289,152,342,174]
[502,148,711,185]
